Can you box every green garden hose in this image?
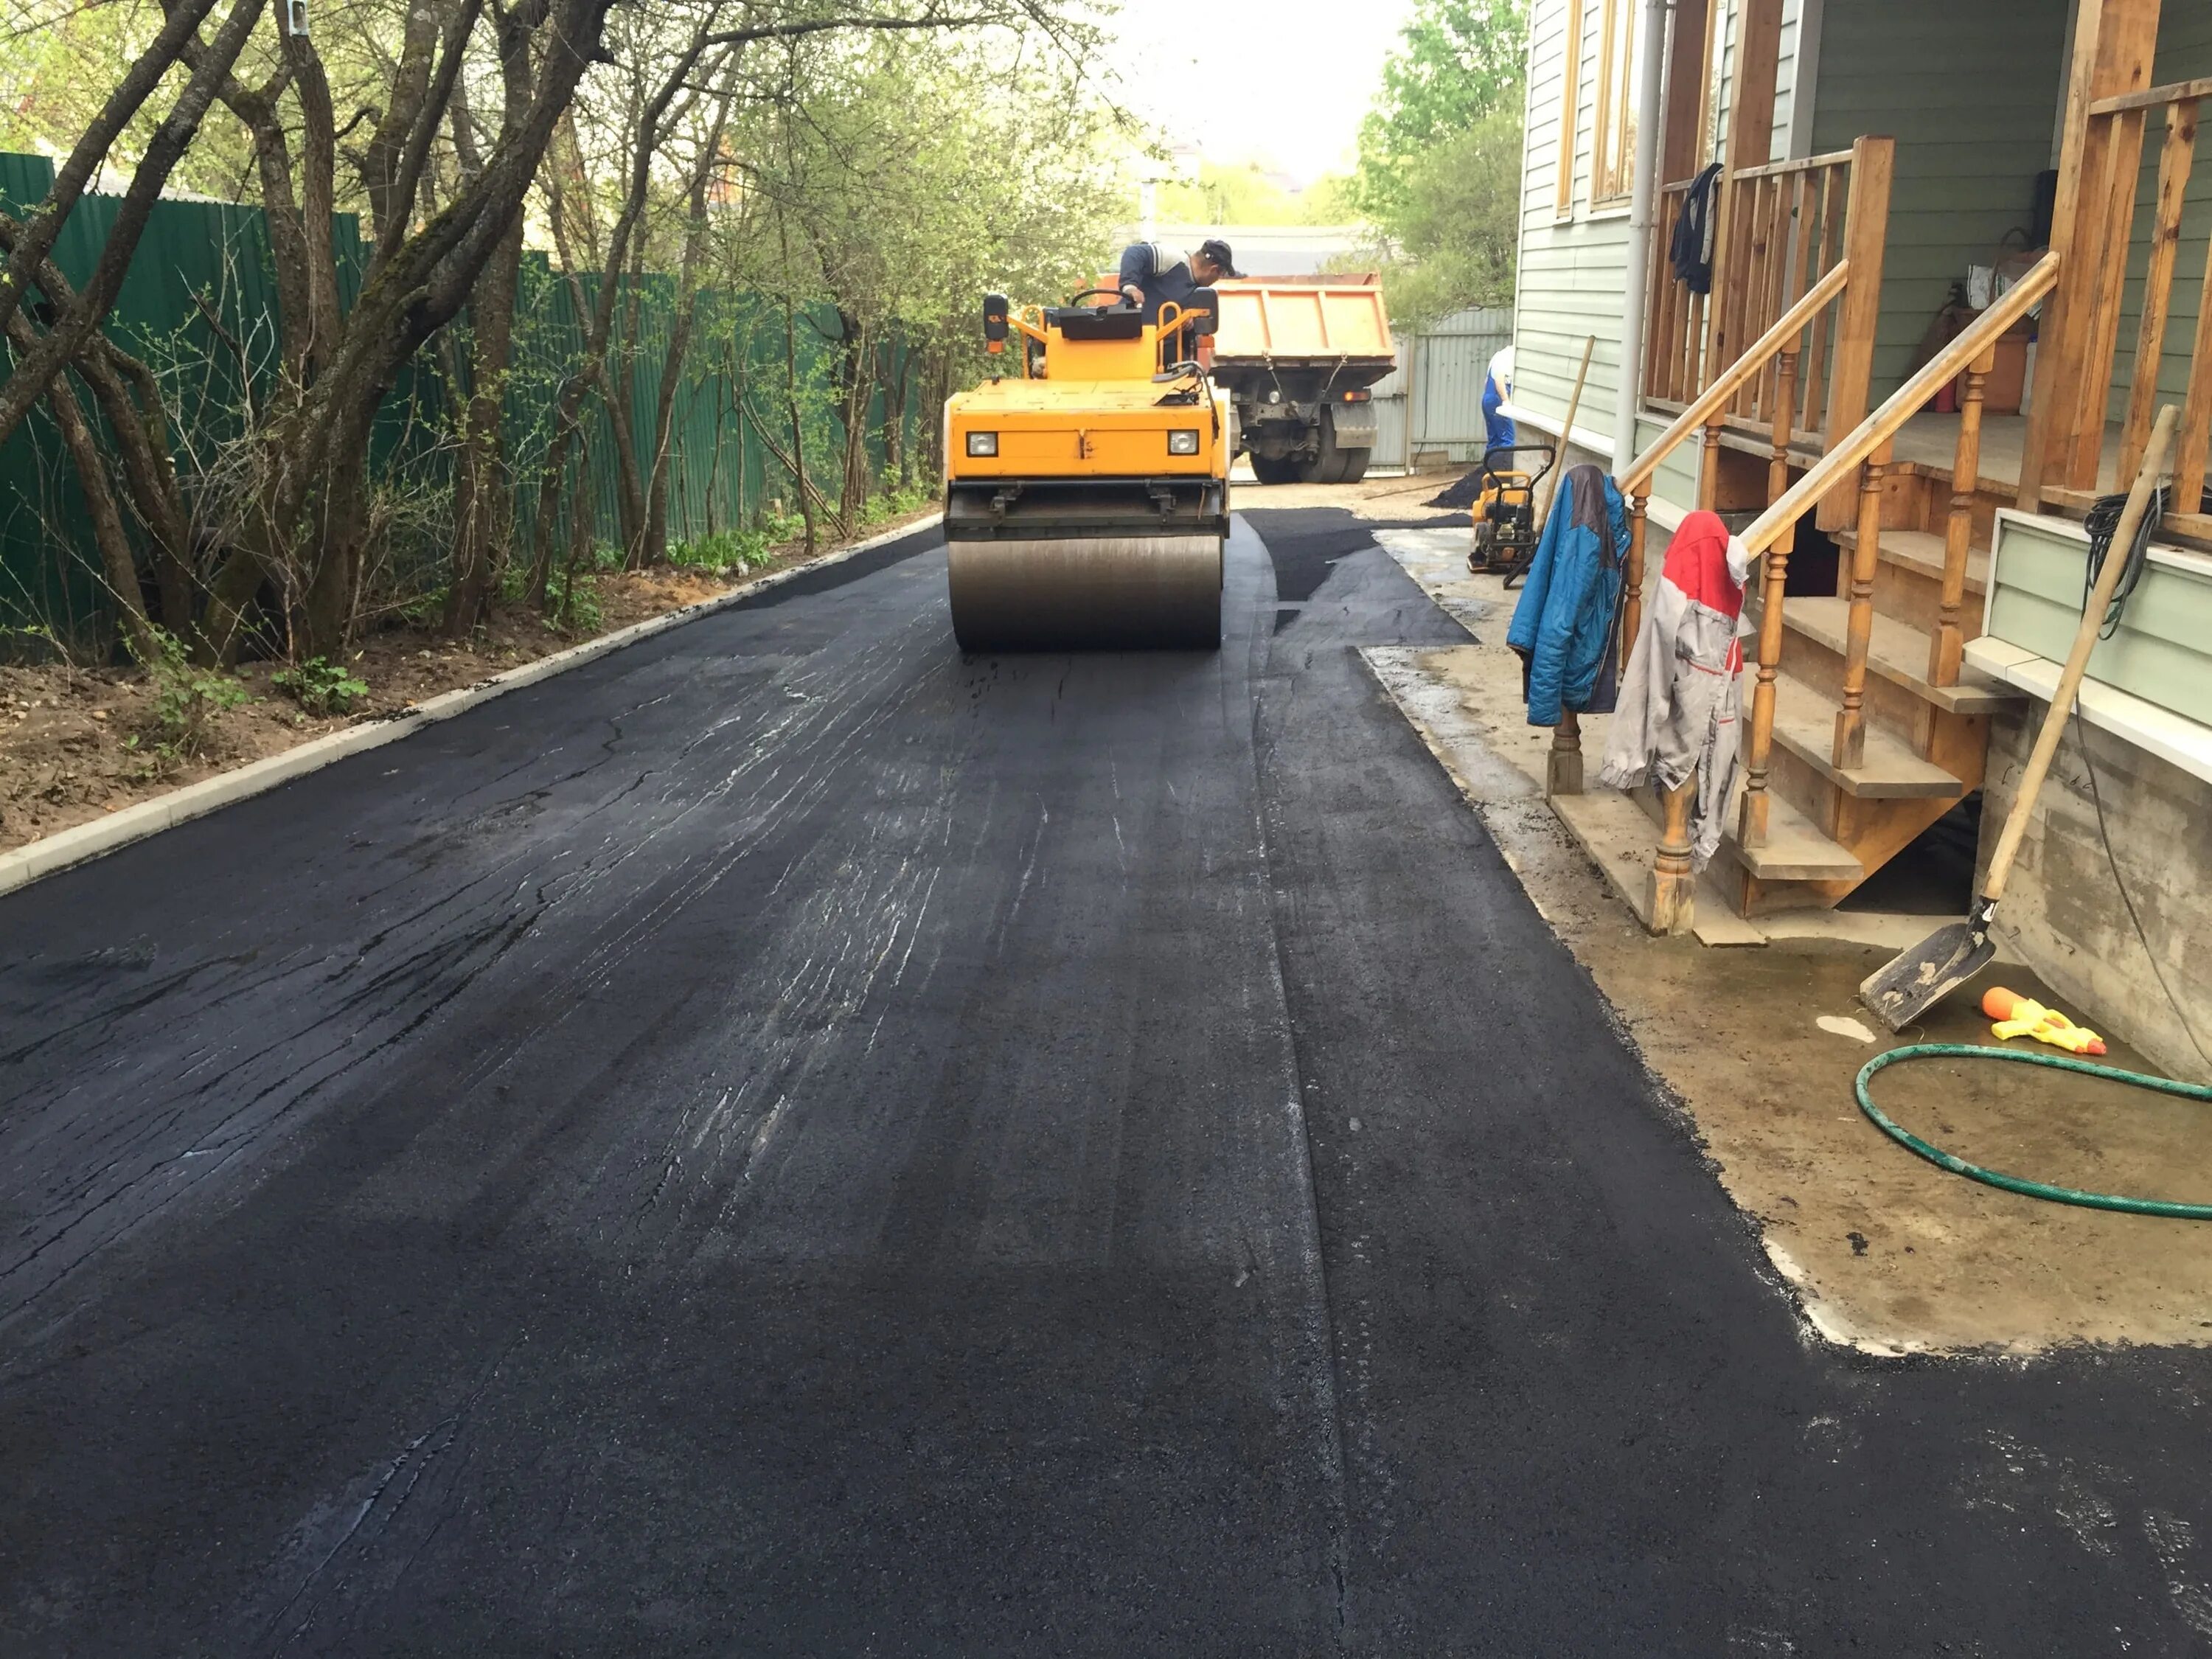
[1856,1043,2212,1220]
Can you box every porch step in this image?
[1762,674,1968,799]
[1769,596,2019,715]
[1723,785,1863,883]
[1831,526,1990,633]
[1836,527,1989,595]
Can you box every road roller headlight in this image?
[1167,429,1200,455]
[966,431,998,457]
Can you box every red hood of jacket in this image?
[1661,509,1745,622]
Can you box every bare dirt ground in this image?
[1229,463,1468,516]
[0,510,936,854]
[1363,521,2212,1356]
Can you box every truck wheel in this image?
[1299,409,1364,483]
[1250,453,1301,484]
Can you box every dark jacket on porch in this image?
[1506,464,1630,727]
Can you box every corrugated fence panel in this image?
[0,153,927,648]
[1368,306,1512,468]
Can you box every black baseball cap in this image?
[1197,238,1245,278]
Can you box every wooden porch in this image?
[1568,0,2211,937]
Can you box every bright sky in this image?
[1095,0,1420,185]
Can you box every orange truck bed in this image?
[1211,281,1394,369]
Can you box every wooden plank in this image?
[1660,0,1714,185]
[2090,74,2212,116]
[1700,168,1737,393]
[2065,106,2148,486]
[2017,0,2164,507]
[2119,100,2198,482]
[2175,157,2212,514]
[1818,136,1894,528]
[1691,0,1722,172]
[1649,189,1684,400]
[1739,178,1774,420]
[1732,149,1859,182]
[1729,0,1785,171]
[1801,167,1840,439]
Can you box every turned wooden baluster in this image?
[1928,347,1990,687]
[1832,438,1891,771]
[1739,348,1800,849]
[1548,709,1583,796]
[1698,417,1724,510]
[1647,775,1699,936]
[1623,493,1648,668]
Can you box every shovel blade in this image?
[1859,900,1997,1032]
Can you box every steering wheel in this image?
[1066,286,1133,308]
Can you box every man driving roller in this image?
[1118,237,1242,323]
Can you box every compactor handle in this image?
[1480,442,1557,493]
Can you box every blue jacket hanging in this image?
[1506,465,1630,727]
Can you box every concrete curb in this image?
[0,513,941,900]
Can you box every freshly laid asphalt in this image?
[4,508,2211,1655]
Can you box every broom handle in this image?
[1538,336,1596,526]
[1981,403,2177,905]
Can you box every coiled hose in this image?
[1856,1044,2212,1220]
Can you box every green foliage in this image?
[1352,0,1531,220]
[272,655,370,717]
[1156,163,1358,227]
[544,567,604,634]
[667,526,782,573]
[128,627,248,760]
[1352,0,1529,329]
[1375,113,1523,326]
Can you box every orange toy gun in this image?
[1981,987,2107,1057]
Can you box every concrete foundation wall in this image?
[1978,703,2212,1085]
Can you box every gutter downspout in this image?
[1611,0,1670,472]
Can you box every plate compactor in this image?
[1466,442,1556,587]
[942,288,1231,651]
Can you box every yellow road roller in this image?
[942,288,1231,650]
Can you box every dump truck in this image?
[1210,278,1396,484]
[940,288,1231,650]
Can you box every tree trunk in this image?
[23,348,159,664]
[0,0,270,453]
[445,218,524,633]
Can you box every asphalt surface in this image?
[5,508,2212,1655]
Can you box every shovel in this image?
[1860,403,2177,1032]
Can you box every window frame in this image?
[1588,0,1642,208]
[1552,0,1585,220]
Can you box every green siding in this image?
[1809,0,2070,401]
[1986,515,2212,726]
[1515,0,1804,515]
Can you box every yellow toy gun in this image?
[1981,987,2107,1057]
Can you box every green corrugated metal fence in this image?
[0,151,921,649]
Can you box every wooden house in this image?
[1506,0,2212,1077]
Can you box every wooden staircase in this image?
[1710,460,2023,916]
[1590,249,2064,936]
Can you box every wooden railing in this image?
[1703,254,2066,908]
[1643,138,1892,456]
[2024,77,2212,535]
[1546,259,1857,930]
[1615,254,2062,934]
